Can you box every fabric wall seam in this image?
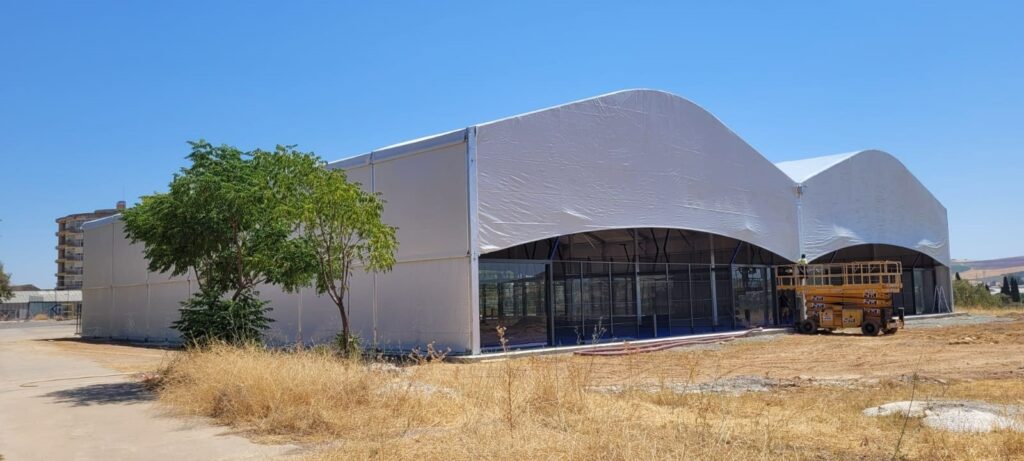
[467,126,481,355]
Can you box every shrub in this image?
[953,279,1008,308]
[333,331,362,357]
[172,289,273,346]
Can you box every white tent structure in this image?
[81,89,952,354]
[777,149,952,314]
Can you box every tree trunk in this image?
[337,297,350,355]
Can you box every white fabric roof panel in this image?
[474,89,801,260]
[775,152,858,184]
[780,150,950,266]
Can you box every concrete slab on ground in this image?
[0,324,300,461]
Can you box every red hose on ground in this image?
[573,328,761,356]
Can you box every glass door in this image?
[731,265,771,328]
[479,261,550,349]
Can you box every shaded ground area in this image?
[0,324,299,461]
[44,381,155,407]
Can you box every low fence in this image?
[0,302,81,322]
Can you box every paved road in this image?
[0,324,299,460]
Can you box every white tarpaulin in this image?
[80,89,951,352]
[475,89,801,260]
[776,149,950,265]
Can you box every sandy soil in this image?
[0,325,298,461]
[579,313,1024,386]
[43,337,175,373]
[28,313,1018,460]
[21,313,1024,388]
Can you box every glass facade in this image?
[479,228,792,350]
[811,244,946,315]
[731,265,773,328]
[478,238,948,350]
[479,261,549,349]
[481,259,779,350]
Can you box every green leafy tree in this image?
[1001,276,1011,296]
[1011,277,1021,303]
[955,272,961,281]
[122,141,316,345]
[290,155,398,355]
[0,262,12,302]
[953,279,1005,307]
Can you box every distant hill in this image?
[952,256,1024,283]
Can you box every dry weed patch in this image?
[153,316,1024,460]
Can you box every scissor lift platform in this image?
[775,261,905,336]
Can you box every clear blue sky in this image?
[1,1,1021,288]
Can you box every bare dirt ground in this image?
[0,324,298,461]
[4,313,1023,460]
[580,312,1024,388]
[45,336,173,372]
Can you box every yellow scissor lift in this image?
[775,261,905,336]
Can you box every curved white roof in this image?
[327,89,948,267]
[475,89,801,259]
[776,152,858,184]
[778,149,949,266]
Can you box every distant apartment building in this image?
[56,202,124,290]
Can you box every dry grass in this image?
[154,334,1024,460]
[156,345,462,443]
[959,304,1024,316]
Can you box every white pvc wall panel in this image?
[112,285,147,340]
[346,269,375,344]
[84,223,113,287]
[373,142,469,262]
[780,150,950,266]
[375,257,472,353]
[475,89,800,260]
[82,157,474,348]
[82,223,113,337]
[80,287,112,337]
[147,281,190,339]
[259,283,300,345]
[146,262,192,283]
[111,221,148,286]
[299,289,343,344]
[345,165,373,194]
